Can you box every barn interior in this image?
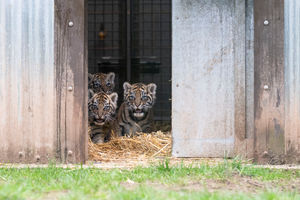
[87,0,172,161]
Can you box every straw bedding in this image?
[88,130,172,162]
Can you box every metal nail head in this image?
[68,86,73,91]
[68,150,73,156]
[264,85,269,90]
[68,21,74,27]
[264,20,269,26]
[36,155,41,161]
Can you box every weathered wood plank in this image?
[254,0,285,164]
[235,0,255,160]
[55,0,88,163]
[244,0,255,160]
[233,0,247,157]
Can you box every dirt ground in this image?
[86,157,225,169]
[0,157,222,169]
[120,174,300,194]
[88,156,300,170]
[1,157,300,170]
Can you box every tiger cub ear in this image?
[123,82,131,94]
[106,72,115,82]
[109,92,118,105]
[88,73,94,82]
[88,89,95,100]
[147,83,157,95]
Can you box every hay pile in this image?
[88,131,172,162]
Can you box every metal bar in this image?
[93,0,96,73]
[102,0,105,57]
[126,0,131,81]
[112,1,114,57]
[169,0,172,118]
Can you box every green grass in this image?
[0,159,299,200]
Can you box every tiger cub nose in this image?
[137,105,143,109]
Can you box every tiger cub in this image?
[88,92,118,144]
[88,72,115,95]
[117,82,157,136]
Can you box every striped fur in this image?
[88,92,118,144]
[88,72,115,95]
[117,82,157,136]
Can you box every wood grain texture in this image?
[233,0,247,157]
[55,0,87,163]
[254,0,285,164]
[235,0,255,160]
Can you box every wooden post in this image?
[55,0,88,163]
[253,0,285,164]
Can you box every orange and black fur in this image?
[88,92,118,144]
[88,72,115,97]
[117,82,157,136]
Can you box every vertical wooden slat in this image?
[233,0,247,157]
[254,0,285,164]
[55,0,87,163]
[235,0,255,160]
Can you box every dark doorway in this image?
[88,0,172,126]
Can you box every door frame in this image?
[55,0,88,163]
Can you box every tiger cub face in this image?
[88,72,115,94]
[123,82,157,120]
[88,92,118,126]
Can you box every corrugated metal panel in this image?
[285,0,300,155]
[0,0,55,163]
[172,0,246,157]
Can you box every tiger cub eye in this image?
[128,96,135,101]
[142,96,149,101]
[103,106,110,111]
[91,105,98,110]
